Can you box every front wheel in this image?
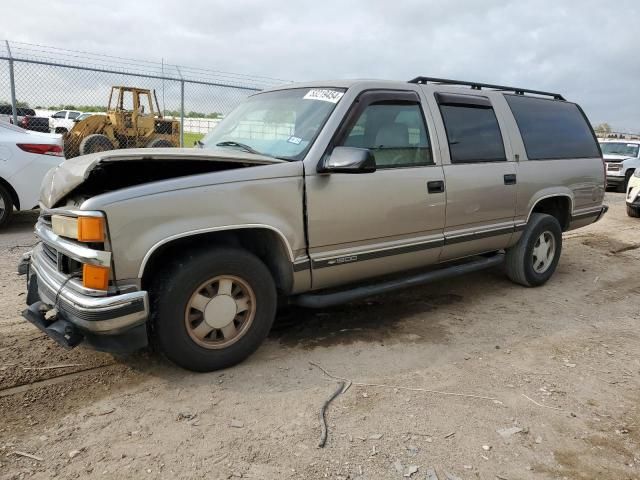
[150,247,277,372]
[79,134,114,156]
[505,213,562,287]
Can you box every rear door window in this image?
[505,95,600,160]
[436,93,506,163]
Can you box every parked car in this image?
[626,169,640,217]
[0,122,64,227]
[0,105,36,125]
[49,110,83,134]
[600,139,640,192]
[22,78,606,372]
[18,115,51,133]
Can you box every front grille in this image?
[41,243,58,268]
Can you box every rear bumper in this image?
[22,243,149,353]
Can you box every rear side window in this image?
[437,94,506,164]
[505,95,600,160]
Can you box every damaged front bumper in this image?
[22,242,150,353]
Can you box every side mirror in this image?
[319,146,376,174]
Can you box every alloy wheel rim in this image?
[184,275,256,349]
[532,231,556,274]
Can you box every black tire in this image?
[150,247,277,372]
[627,205,640,218]
[79,134,114,156]
[505,213,562,287]
[0,183,14,229]
[146,138,175,148]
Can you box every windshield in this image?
[201,87,345,160]
[600,142,639,157]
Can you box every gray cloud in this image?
[3,0,639,130]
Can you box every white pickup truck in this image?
[600,139,640,192]
[49,110,82,134]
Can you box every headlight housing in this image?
[51,214,105,242]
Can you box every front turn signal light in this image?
[77,216,105,242]
[83,264,109,290]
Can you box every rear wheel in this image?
[146,138,175,148]
[150,247,277,372]
[0,184,14,229]
[627,204,640,218]
[505,213,562,287]
[79,134,114,156]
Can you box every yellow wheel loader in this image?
[64,86,180,158]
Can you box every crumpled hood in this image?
[40,147,283,208]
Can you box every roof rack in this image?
[408,76,565,100]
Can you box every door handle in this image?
[427,180,445,193]
[504,174,517,185]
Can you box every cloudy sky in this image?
[3,0,639,130]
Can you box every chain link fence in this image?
[0,40,289,156]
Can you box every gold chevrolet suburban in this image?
[21,77,607,371]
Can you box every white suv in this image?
[600,139,640,192]
[49,110,82,134]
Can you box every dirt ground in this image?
[0,192,639,480]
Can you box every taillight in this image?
[17,143,64,157]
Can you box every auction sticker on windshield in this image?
[303,89,344,103]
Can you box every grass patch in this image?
[183,132,205,147]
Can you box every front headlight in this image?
[51,215,105,242]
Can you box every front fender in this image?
[100,171,306,280]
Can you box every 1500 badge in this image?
[327,255,358,265]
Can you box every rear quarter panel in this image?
[515,158,605,224]
[492,95,605,226]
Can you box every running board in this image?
[291,253,504,309]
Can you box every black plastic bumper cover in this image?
[23,276,148,354]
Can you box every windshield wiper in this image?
[215,141,261,155]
